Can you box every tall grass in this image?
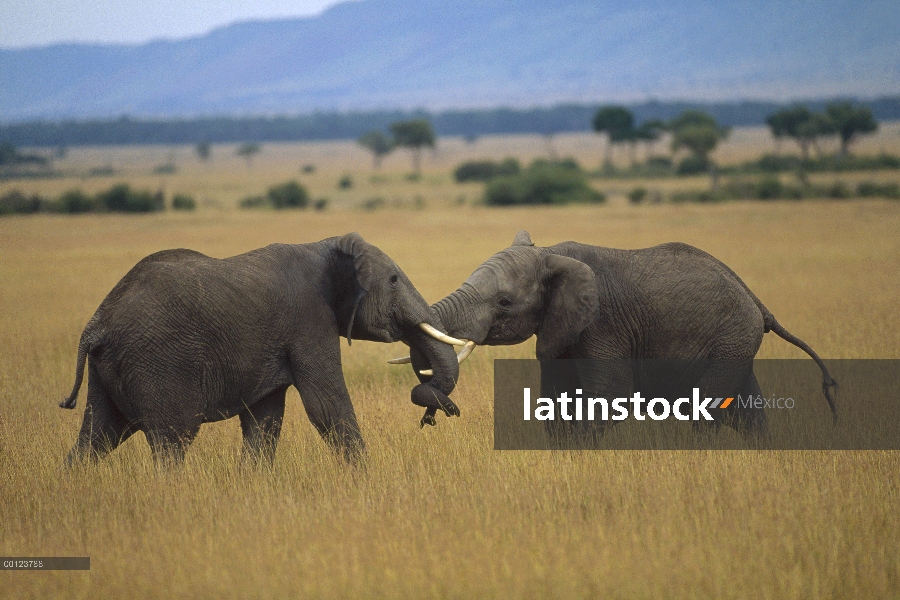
[1,196,899,596]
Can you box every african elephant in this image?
[60,232,464,464]
[398,231,836,439]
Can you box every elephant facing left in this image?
[60,232,463,465]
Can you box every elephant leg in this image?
[728,370,769,443]
[144,423,200,467]
[289,348,364,462]
[65,365,135,465]
[239,387,287,464]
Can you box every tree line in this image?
[1,98,897,148]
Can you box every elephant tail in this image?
[60,325,102,409]
[765,315,838,423]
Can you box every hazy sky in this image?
[1,0,349,48]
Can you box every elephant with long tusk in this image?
[60,233,462,465]
[394,230,838,439]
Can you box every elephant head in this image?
[390,231,599,380]
[334,233,463,422]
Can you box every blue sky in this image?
[0,0,348,48]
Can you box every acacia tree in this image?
[669,110,729,187]
[634,119,666,162]
[389,119,436,175]
[236,142,261,169]
[592,106,634,167]
[357,130,393,169]
[195,141,211,162]
[825,101,878,156]
[765,106,833,160]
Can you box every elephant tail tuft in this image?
[767,316,838,423]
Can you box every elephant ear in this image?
[512,230,535,246]
[336,232,376,345]
[536,254,599,359]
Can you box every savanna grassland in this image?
[2,127,900,598]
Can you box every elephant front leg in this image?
[239,387,287,464]
[290,350,365,462]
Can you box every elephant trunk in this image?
[432,289,476,343]
[403,313,461,426]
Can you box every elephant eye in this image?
[389,274,399,285]
[498,297,512,308]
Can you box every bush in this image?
[338,175,353,189]
[0,189,44,215]
[239,195,267,209]
[314,198,329,211]
[301,164,316,174]
[97,183,159,213]
[454,158,521,182]
[628,187,648,204]
[57,189,97,213]
[825,182,851,199]
[669,190,724,203]
[756,154,802,173]
[676,155,710,176]
[484,163,605,206]
[153,163,177,174]
[361,197,385,211]
[171,194,196,211]
[856,181,900,198]
[755,176,784,200]
[267,181,309,209]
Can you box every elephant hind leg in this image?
[65,365,136,465]
[730,371,770,443]
[239,387,287,464]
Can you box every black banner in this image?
[494,359,900,450]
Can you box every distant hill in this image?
[2,0,898,122]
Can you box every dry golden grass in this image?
[1,133,900,597]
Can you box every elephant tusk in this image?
[414,342,478,376]
[418,323,468,347]
[456,340,476,364]
[387,356,412,365]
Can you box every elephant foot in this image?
[411,384,460,428]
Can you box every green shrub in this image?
[301,164,316,174]
[454,158,521,182]
[484,163,605,206]
[361,197,385,211]
[239,195,267,209]
[153,163,177,174]
[755,177,784,200]
[267,181,309,209]
[676,155,710,176]
[0,189,44,215]
[57,189,97,213]
[756,154,802,173]
[825,182,851,199]
[314,198,329,211]
[857,181,900,198]
[628,187,648,204]
[338,175,353,189]
[97,183,159,213]
[669,190,724,203]
[171,194,196,211]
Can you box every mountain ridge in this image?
[2,0,897,122]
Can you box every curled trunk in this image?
[403,315,460,426]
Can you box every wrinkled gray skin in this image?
[61,233,460,465]
[429,231,836,439]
